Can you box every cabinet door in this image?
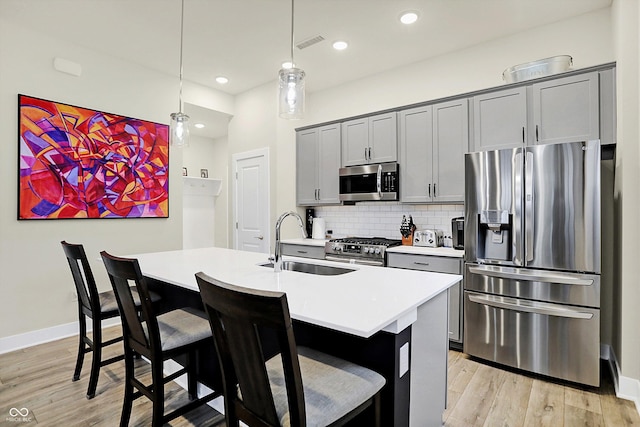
[296,129,319,206]
[341,118,368,166]
[599,68,616,145]
[433,99,468,203]
[472,87,527,151]
[317,124,341,204]
[369,112,398,163]
[532,72,600,145]
[399,106,432,203]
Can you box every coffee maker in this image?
[305,208,314,238]
[451,217,465,250]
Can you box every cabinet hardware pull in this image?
[428,183,431,198]
[434,183,437,198]
[522,127,525,143]
[297,250,308,254]
[364,148,368,161]
[368,147,372,160]
[414,262,430,266]
[536,125,539,142]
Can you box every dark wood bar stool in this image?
[195,271,386,427]
[101,251,220,427]
[61,241,161,399]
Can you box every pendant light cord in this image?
[178,0,185,113]
[290,0,294,66]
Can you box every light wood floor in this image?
[1,326,639,426]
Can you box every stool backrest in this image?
[196,272,306,427]
[100,251,160,355]
[61,241,99,314]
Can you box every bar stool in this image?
[195,271,386,427]
[101,251,220,427]
[61,241,161,399]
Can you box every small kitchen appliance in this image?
[305,208,315,237]
[311,217,326,239]
[451,217,464,250]
[339,162,399,202]
[325,237,402,266]
[414,230,443,247]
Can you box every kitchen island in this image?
[132,247,461,426]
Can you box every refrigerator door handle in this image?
[525,150,534,262]
[514,150,523,265]
[468,293,594,319]
[468,265,594,286]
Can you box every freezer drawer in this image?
[463,290,600,386]
[465,263,600,307]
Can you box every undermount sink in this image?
[259,261,355,276]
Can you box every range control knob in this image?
[333,244,342,251]
[374,247,381,254]
[363,247,370,254]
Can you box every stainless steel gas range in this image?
[325,237,402,266]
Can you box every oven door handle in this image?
[325,255,383,266]
[468,265,594,286]
[468,293,593,319]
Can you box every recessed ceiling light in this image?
[194,123,205,129]
[400,11,419,25]
[215,76,229,84]
[332,41,348,51]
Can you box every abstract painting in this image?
[18,95,169,219]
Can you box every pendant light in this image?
[169,0,190,146]
[278,0,305,119]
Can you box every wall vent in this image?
[296,35,325,50]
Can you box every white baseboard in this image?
[602,343,640,415]
[0,318,120,355]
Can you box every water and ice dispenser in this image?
[477,210,511,261]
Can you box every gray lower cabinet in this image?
[280,243,325,260]
[471,70,602,150]
[399,98,468,203]
[296,124,341,206]
[386,253,464,344]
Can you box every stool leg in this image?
[151,355,165,427]
[86,316,102,399]
[73,310,86,382]
[119,347,135,427]
[187,349,197,400]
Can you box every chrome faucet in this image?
[271,211,307,272]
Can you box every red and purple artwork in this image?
[18,95,169,219]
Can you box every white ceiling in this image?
[2,0,612,138]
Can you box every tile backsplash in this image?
[314,202,464,239]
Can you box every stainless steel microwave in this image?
[339,162,399,202]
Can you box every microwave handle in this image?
[376,164,382,198]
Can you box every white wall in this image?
[0,16,227,339]
[183,134,229,248]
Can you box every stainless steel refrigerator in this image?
[464,140,601,386]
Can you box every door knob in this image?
[254,235,264,240]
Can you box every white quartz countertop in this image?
[132,247,461,339]
[387,246,465,258]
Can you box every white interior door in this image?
[233,148,270,253]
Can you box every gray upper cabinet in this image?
[531,72,600,145]
[341,112,397,166]
[472,87,527,151]
[433,99,469,202]
[399,99,468,203]
[296,124,341,206]
[472,71,602,151]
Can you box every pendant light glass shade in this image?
[278,0,305,119]
[278,67,305,119]
[170,111,190,147]
[170,0,189,146]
